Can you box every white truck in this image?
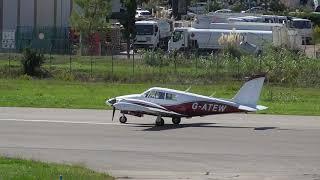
[168,27,273,52]
[135,20,171,49]
[193,16,285,31]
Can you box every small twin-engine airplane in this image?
[106,75,267,126]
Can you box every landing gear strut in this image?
[119,115,127,124]
[155,116,165,126]
[172,117,181,125]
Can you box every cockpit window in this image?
[155,91,165,99]
[146,90,176,100]
[165,93,177,100]
[148,91,156,98]
[143,91,150,97]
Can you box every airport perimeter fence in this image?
[1,47,320,88]
[0,27,320,87]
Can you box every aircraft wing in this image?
[113,100,185,117]
[145,106,185,117]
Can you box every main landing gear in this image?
[119,115,127,124]
[155,116,165,126]
[155,116,182,126]
[172,117,181,125]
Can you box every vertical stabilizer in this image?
[232,76,265,107]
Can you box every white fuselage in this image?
[110,87,241,117]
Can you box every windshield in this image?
[141,12,151,15]
[291,20,312,29]
[136,25,154,35]
[143,90,150,97]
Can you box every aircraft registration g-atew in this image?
[106,75,268,126]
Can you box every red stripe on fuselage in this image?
[164,101,243,117]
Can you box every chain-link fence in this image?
[0,26,320,87]
[0,27,71,54]
[1,49,320,88]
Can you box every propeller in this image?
[112,106,116,121]
[107,98,117,122]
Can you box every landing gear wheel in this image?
[172,117,181,125]
[119,115,127,124]
[155,117,165,126]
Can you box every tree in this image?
[70,0,111,54]
[120,0,137,59]
[207,0,223,12]
[268,0,286,13]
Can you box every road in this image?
[0,107,320,180]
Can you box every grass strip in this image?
[0,156,114,180]
[1,78,319,116]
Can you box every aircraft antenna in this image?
[209,92,216,97]
[185,86,192,92]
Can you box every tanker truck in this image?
[168,27,273,52]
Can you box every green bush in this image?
[207,0,222,12]
[314,25,320,43]
[21,48,45,77]
[230,1,246,12]
[0,45,316,87]
[142,49,169,67]
[260,46,320,86]
[269,0,287,13]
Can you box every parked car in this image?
[241,7,264,14]
[189,2,207,14]
[214,9,233,13]
[136,10,152,20]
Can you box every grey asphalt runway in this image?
[0,107,320,180]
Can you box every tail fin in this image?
[232,75,266,108]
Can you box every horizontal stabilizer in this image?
[238,105,258,112]
[256,105,268,111]
[238,105,268,112]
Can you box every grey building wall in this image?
[0,0,3,32]
[112,0,121,13]
[56,0,71,27]
[37,0,55,26]
[1,0,72,31]
[3,0,18,30]
[20,0,35,27]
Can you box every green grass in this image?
[0,156,113,180]
[1,78,319,116]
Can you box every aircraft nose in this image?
[106,98,117,106]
